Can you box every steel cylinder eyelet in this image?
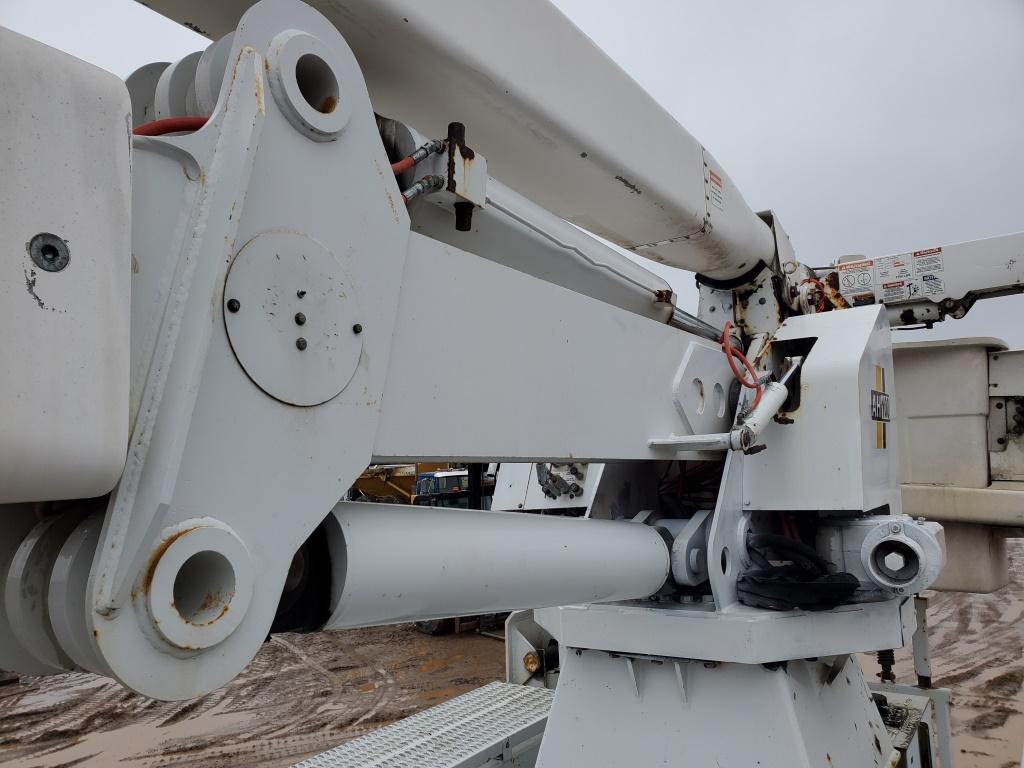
[266,30,351,141]
[144,521,254,651]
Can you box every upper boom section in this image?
[140,0,777,281]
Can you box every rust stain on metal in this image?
[821,271,851,309]
[140,527,196,596]
[319,95,338,114]
[192,601,230,627]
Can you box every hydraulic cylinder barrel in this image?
[323,502,670,629]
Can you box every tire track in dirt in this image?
[0,625,504,768]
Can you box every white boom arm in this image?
[824,231,1024,326]
[140,0,778,282]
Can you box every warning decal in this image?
[835,247,947,304]
[913,247,944,275]
[875,254,913,282]
[837,259,874,294]
[912,247,945,299]
[708,170,724,210]
[920,273,945,296]
[882,281,910,302]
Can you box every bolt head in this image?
[294,312,306,326]
[883,552,907,572]
[352,323,363,334]
[890,523,902,534]
[226,298,240,313]
[295,337,308,351]
[522,651,541,675]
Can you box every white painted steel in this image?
[323,502,670,629]
[80,1,412,699]
[223,231,363,406]
[743,306,901,513]
[534,597,916,665]
[140,0,776,279]
[5,513,84,673]
[154,50,203,119]
[536,652,897,768]
[373,233,731,463]
[739,380,790,442]
[126,61,170,127]
[48,512,110,674]
[0,28,130,504]
[0,506,56,675]
[411,177,675,323]
[194,34,235,115]
[818,516,946,598]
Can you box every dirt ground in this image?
[869,538,1024,767]
[1,543,1021,767]
[0,627,505,767]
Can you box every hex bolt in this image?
[352,323,363,334]
[227,299,241,313]
[296,337,308,351]
[523,651,541,674]
[889,523,902,534]
[295,312,306,326]
[998,437,1007,445]
[997,402,1005,409]
[758,297,766,305]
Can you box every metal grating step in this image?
[292,681,554,768]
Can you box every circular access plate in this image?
[224,231,362,406]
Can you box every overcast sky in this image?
[2,0,1022,344]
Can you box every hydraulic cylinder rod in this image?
[323,503,670,629]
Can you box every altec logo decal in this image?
[871,365,891,449]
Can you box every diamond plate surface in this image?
[292,682,553,768]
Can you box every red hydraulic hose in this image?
[390,155,417,175]
[720,321,763,409]
[133,116,208,136]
